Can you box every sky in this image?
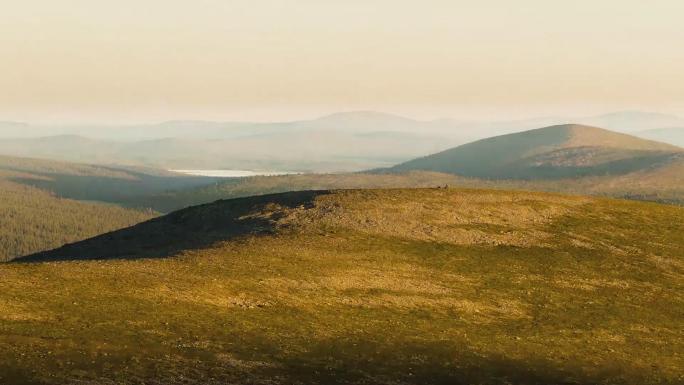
[1,0,684,124]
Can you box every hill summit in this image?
[20,188,589,261]
[388,124,682,179]
[6,188,684,384]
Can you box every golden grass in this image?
[1,188,683,384]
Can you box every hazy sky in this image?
[1,0,684,123]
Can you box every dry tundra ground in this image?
[1,188,683,384]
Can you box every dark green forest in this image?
[0,179,154,261]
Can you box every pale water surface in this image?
[170,169,296,178]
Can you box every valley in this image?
[5,4,684,384]
[1,122,683,264]
[125,125,684,212]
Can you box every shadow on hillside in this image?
[15,190,329,263]
[260,338,643,385]
[506,151,681,180]
[0,333,654,385]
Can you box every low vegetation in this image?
[135,171,470,212]
[3,188,683,384]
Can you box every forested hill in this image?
[0,155,216,206]
[0,179,154,261]
[0,156,176,260]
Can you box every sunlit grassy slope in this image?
[3,189,684,384]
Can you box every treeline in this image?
[0,181,155,262]
[134,171,684,213]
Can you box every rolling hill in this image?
[388,124,683,179]
[5,188,684,384]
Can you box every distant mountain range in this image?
[0,112,470,172]
[0,132,458,173]
[1,110,683,172]
[3,110,684,139]
[0,111,467,141]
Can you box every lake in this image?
[170,169,297,178]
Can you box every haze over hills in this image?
[0,112,469,172]
[0,133,456,172]
[3,110,683,139]
[388,124,683,179]
[635,127,684,147]
[444,110,684,140]
[2,111,684,172]
[573,111,684,133]
[8,189,683,384]
[0,111,472,141]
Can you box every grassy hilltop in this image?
[2,188,683,384]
